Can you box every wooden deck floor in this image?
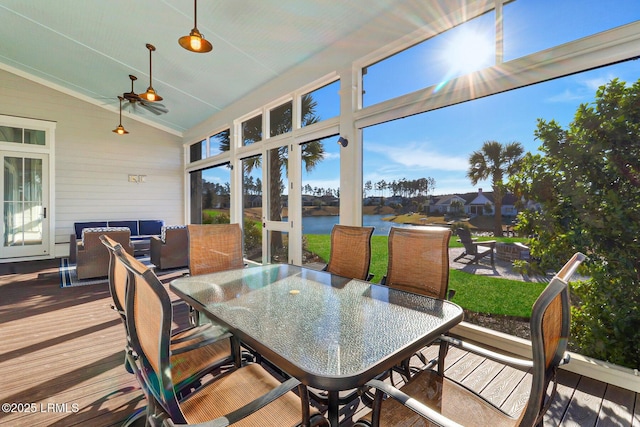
[0,259,638,426]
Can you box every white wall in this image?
[0,69,184,258]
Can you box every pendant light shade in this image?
[139,43,163,102]
[112,96,129,135]
[179,0,213,53]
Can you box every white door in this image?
[0,152,49,258]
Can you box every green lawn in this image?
[304,233,540,318]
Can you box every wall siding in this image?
[0,69,184,258]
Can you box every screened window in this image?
[269,101,292,137]
[189,139,206,163]
[503,0,640,61]
[242,115,262,146]
[362,12,495,107]
[189,163,231,224]
[209,129,230,156]
[0,126,45,145]
[301,80,340,126]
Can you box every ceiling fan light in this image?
[113,96,129,135]
[140,86,162,102]
[179,28,212,53]
[179,0,213,53]
[112,124,129,135]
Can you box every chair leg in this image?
[188,305,200,326]
[453,251,467,262]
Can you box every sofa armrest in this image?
[69,234,79,263]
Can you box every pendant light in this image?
[178,0,213,53]
[139,43,163,102]
[112,96,129,135]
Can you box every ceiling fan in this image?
[120,74,168,115]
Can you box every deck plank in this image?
[0,259,637,427]
[596,384,636,427]
[561,376,607,426]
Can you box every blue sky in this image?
[205,1,640,197]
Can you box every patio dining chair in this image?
[115,245,328,427]
[356,252,586,427]
[453,227,496,267]
[379,226,453,379]
[187,223,245,326]
[323,224,375,280]
[100,235,233,391]
[187,223,244,276]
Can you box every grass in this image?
[304,233,541,318]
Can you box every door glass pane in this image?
[268,146,288,222]
[243,155,262,262]
[268,230,288,264]
[4,156,43,247]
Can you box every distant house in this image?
[429,188,520,217]
[432,194,467,214]
[468,188,493,215]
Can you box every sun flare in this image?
[443,28,494,75]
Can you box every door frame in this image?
[0,115,55,262]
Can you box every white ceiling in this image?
[0,0,416,135]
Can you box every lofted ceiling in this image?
[0,0,418,135]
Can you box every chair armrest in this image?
[365,379,464,427]
[161,377,302,427]
[171,331,233,355]
[440,335,533,369]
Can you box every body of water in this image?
[301,214,415,236]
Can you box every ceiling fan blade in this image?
[139,101,168,115]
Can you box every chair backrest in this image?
[519,252,585,426]
[100,235,129,318]
[454,227,478,254]
[116,247,184,421]
[325,225,374,280]
[187,224,244,276]
[385,226,452,299]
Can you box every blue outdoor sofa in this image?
[69,219,164,263]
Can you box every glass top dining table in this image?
[170,263,463,426]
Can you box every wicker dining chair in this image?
[187,223,244,276]
[356,252,586,427]
[324,224,375,280]
[101,235,233,391]
[115,246,328,427]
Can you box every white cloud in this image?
[366,142,468,171]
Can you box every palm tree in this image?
[467,140,524,236]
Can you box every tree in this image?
[467,141,524,236]
[510,78,640,368]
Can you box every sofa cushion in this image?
[108,220,139,236]
[81,226,130,243]
[74,221,107,239]
[139,220,164,236]
[160,225,186,243]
